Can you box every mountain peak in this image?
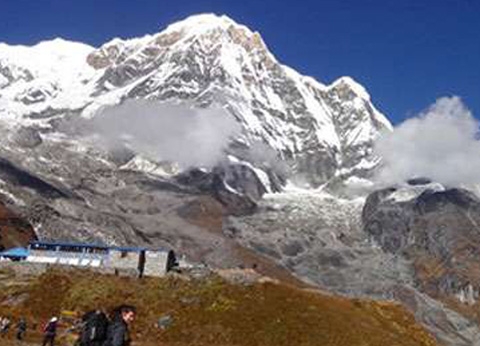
[164,13,241,32]
[161,13,268,54]
[87,13,273,71]
[329,76,371,101]
[324,76,393,131]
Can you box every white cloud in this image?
[374,96,480,187]
[90,100,240,169]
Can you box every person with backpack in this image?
[0,316,11,337]
[16,317,27,341]
[103,305,136,346]
[78,309,109,346]
[42,317,58,346]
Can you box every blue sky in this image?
[1,0,478,124]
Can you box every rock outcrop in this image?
[363,185,480,301]
[0,200,37,251]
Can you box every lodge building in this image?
[0,241,177,277]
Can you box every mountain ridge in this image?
[0,13,391,189]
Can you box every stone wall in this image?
[106,250,141,276]
[144,250,176,277]
[0,260,129,277]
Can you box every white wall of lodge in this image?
[27,250,105,267]
[25,246,177,277]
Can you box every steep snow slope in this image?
[0,13,391,188]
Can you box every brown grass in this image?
[0,268,438,346]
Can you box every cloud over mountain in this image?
[91,100,240,169]
[375,96,480,187]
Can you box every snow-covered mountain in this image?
[0,13,391,189]
[5,14,480,344]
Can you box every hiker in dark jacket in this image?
[103,305,136,346]
[16,317,27,341]
[42,317,58,346]
[79,309,109,346]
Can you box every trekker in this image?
[103,305,136,346]
[42,317,58,346]
[79,309,109,346]
[0,316,11,337]
[16,317,27,341]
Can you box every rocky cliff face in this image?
[0,200,36,251]
[363,184,480,304]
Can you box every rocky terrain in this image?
[227,182,480,346]
[0,200,36,251]
[363,183,480,342]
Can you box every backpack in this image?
[80,311,110,344]
[43,321,57,335]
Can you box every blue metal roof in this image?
[112,246,147,253]
[29,241,170,253]
[29,241,109,250]
[0,247,30,258]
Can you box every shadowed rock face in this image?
[363,186,480,343]
[174,165,264,216]
[0,157,75,200]
[0,201,37,251]
[13,126,43,148]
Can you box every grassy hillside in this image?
[0,267,437,346]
